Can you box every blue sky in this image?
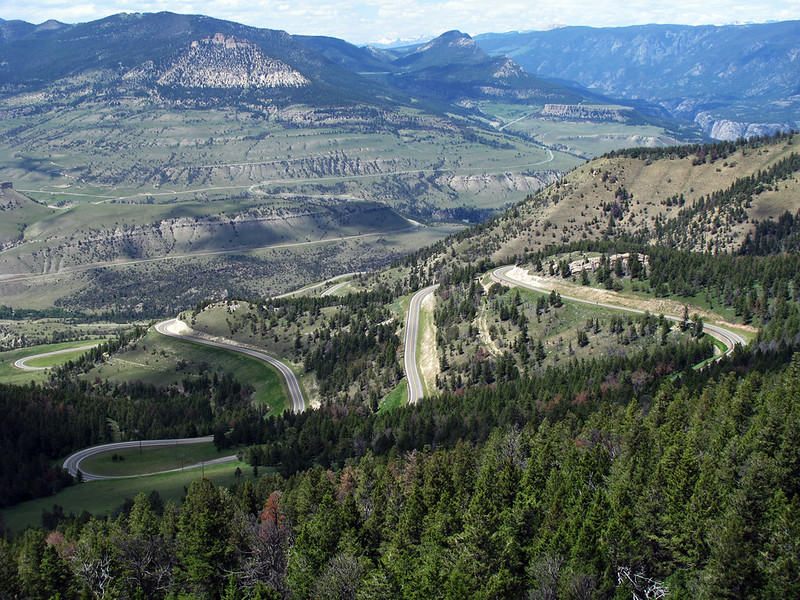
[2,0,799,44]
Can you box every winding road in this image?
[404,284,439,404]
[62,318,305,481]
[154,319,305,413]
[321,281,349,297]
[59,265,748,481]
[272,272,362,299]
[491,265,747,359]
[62,436,237,481]
[13,343,101,371]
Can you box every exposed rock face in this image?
[492,59,525,79]
[541,104,632,122]
[694,111,796,141]
[156,33,309,89]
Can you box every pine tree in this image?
[287,492,342,598]
[760,491,800,599]
[178,479,236,599]
[40,544,77,600]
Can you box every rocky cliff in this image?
[126,33,309,89]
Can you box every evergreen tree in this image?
[178,479,237,599]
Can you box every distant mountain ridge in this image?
[475,21,800,139]
[393,30,487,68]
[302,29,589,109]
[0,12,396,107]
[0,13,610,122]
[0,17,67,43]
[2,14,795,141]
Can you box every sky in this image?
[2,0,799,45]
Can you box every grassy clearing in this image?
[380,379,408,412]
[510,287,677,363]
[84,328,287,415]
[437,278,704,391]
[77,441,239,477]
[0,460,252,534]
[690,335,729,371]
[0,318,121,346]
[0,338,108,385]
[708,335,728,354]
[25,347,97,368]
[190,303,305,364]
[392,292,413,321]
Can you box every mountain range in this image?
[0,13,593,117]
[0,12,398,108]
[3,14,797,139]
[475,21,800,139]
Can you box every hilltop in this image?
[446,132,800,261]
[371,30,586,107]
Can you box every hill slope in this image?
[385,30,585,107]
[450,133,800,261]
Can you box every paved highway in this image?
[62,316,306,481]
[404,284,439,404]
[271,271,363,299]
[321,281,348,297]
[61,436,237,481]
[13,343,101,371]
[155,319,306,413]
[492,265,747,360]
[61,316,307,482]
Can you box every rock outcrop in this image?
[541,104,633,123]
[127,33,309,90]
[694,111,796,141]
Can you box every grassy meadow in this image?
[82,327,289,414]
[380,379,408,412]
[0,338,109,385]
[0,460,252,534]
[77,440,238,477]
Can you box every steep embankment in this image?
[0,201,409,277]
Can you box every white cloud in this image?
[1,0,798,44]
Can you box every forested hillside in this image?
[1,344,798,598]
[2,135,800,599]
